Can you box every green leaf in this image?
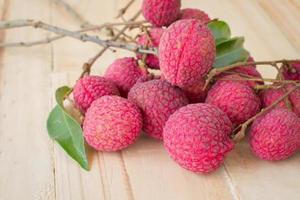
[55,86,72,108]
[208,21,231,45]
[47,105,89,170]
[214,37,250,68]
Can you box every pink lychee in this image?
[249,108,300,161]
[260,84,300,117]
[136,28,164,69]
[159,19,216,88]
[83,95,142,151]
[180,8,211,23]
[181,79,209,103]
[142,0,181,27]
[73,75,120,113]
[104,57,147,97]
[163,103,234,173]
[283,62,300,81]
[128,79,188,139]
[206,80,261,125]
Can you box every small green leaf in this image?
[56,86,72,108]
[208,21,231,45]
[47,105,89,170]
[214,37,249,68]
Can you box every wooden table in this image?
[0,0,299,199]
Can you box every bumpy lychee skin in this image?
[206,81,261,125]
[83,96,142,151]
[163,103,234,173]
[283,62,300,81]
[180,8,211,23]
[137,28,164,69]
[73,76,120,113]
[181,79,209,103]
[105,57,147,97]
[249,108,300,161]
[260,84,300,117]
[159,19,216,88]
[142,0,181,27]
[128,79,188,139]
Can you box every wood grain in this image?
[0,0,299,200]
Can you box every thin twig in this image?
[203,59,300,90]
[0,20,146,48]
[79,10,142,78]
[116,0,136,19]
[232,83,300,141]
[53,0,90,27]
[0,19,156,54]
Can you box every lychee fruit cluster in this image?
[69,0,300,174]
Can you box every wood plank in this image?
[0,0,55,199]
[257,0,300,52]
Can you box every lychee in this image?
[73,75,120,113]
[105,57,147,97]
[128,79,188,139]
[249,108,300,161]
[283,62,300,81]
[142,0,181,27]
[159,19,216,88]
[181,79,209,103]
[83,95,142,151]
[136,28,164,69]
[163,103,234,173]
[180,8,211,23]
[260,84,300,117]
[206,80,261,125]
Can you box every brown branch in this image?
[232,83,300,142]
[204,59,300,90]
[0,20,146,48]
[80,10,142,78]
[0,19,156,54]
[116,0,136,19]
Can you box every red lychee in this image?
[180,8,211,23]
[83,95,142,151]
[136,28,164,69]
[142,0,181,27]
[260,84,300,117]
[104,57,147,97]
[73,75,120,113]
[206,80,261,125]
[163,103,234,173]
[249,108,300,161]
[181,79,209,103]
[159,19,216,88]
[283,62,300,81]
[128,79,188,140]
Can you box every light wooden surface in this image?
[0,0,299,200]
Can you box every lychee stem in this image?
[232,83,300,142]
[204,59,300,90]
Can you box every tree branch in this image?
[0,19,155,54]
